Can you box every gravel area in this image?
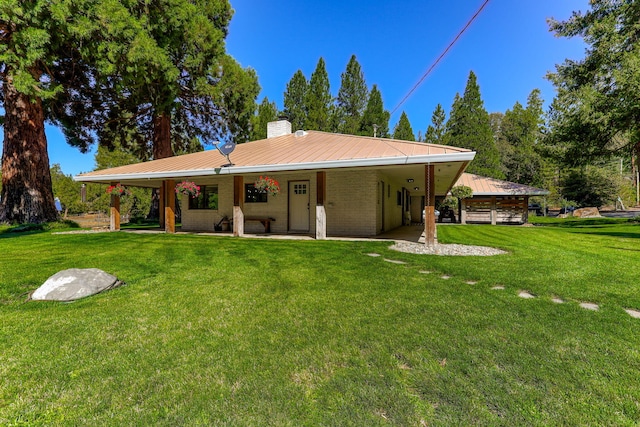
[389,241,506,256]
[53,228,110,235]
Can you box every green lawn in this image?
[1,220,639,425]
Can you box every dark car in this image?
[528,203,548,216]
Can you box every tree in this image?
[92,144,153,219]
[560,166,619,208]
[497,89,545,185]
[335,55,368,135]
[65,1,259,158]
[250,97,279,140]
[50,165,84,216]
[450,185,473,222]
[0,1,82,223]
[444,71,503,179]
[283,70,308,131]
[424,104,446,144]
[359,85,390,138]
[305,58,332,132]
[547,1,640,169]
[59,1,258,219]
[1,1,257,224]
[392,111,416,141]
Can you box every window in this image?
[245,183,267,203]
[188,185,218,210]
[397,191,402,206]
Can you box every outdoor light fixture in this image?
[414,187,420,191]
[407,178,414,183]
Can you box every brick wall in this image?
[180,169,403,237]
[325,169,378,236]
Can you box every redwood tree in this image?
[0,2,79,223]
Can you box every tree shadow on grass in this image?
[0,220,80,239]
[538,218,640,228]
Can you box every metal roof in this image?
[75,131,475,185]
[455,173,550,196]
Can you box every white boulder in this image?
[31,268,123,301]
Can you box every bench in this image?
[244,217,276,233]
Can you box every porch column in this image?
[233,176,244,237]
[159,183,165,229]
[316,171,327,240]
[164,179,176,233]
[109,181,121,231]
[424,165,436,247]
[491,196,497,225]
[523,196,529,224]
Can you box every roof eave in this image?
[470,190,551,196]
[74,152,476,183]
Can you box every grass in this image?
[1,220,640,425]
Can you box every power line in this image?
[390,0,491,116]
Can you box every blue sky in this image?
[3,0,589,176]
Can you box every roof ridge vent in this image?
[295,130,307,137]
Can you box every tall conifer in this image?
[335,55,368,135]
[425,104,446,144]
[250,97,279,140]
[498,89,545,185]
[444,71,503,178]
[359,85,390,138]
[392,111,416,141]
[305,58,332,131]
[283,70,308,131]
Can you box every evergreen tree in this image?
[0,1,95,223]
[359,85,390,138]
[498,89,545,185]
[392,111,416,141]
[424,104,446,144]
[305,58,332,131]
[444,71,503,178]
[85,1,259,159]
[250,97,279,140]
[0,1,259,223]
[547,0,640,167]
[283,70,308,131]
[335,55,368,135]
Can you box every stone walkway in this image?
[365,252,639,319]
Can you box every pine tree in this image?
[392,111,416,141]
[250,97,279,140]
[305,58,332,131]
[335,55,368,135]
[547,1,640,166]
[283,70,308,131]
[359,85,390,138]
[498,89,545,185]
[424,104,446,144]
[444,71,504,178]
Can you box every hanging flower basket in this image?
[105,184,130,197]
[175,181,201,198]
[254,176,280,196]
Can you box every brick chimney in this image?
[267,120,292,139]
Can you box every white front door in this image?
[289,181,310,232]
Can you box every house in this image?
[75,120,476,245]
[455,173,549,224]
